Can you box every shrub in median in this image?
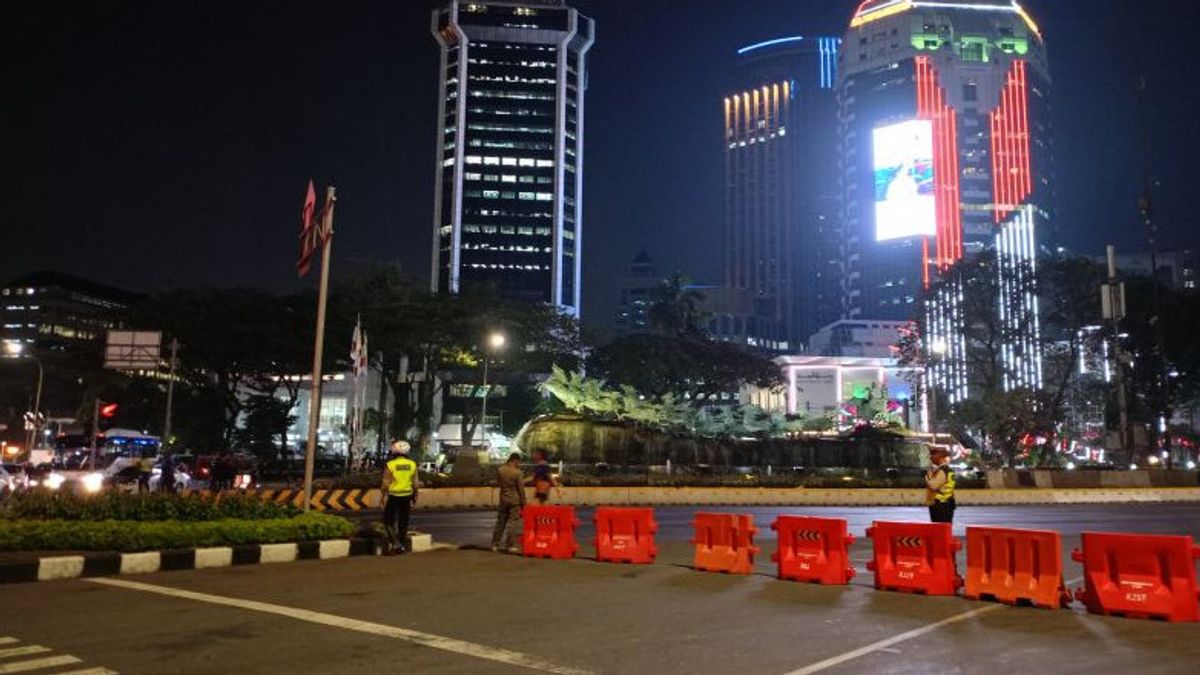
[2,491,300,522]
[0,512,354,552]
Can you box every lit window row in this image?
[464,155,554,167]
[468,139,554,150]
[469,90,554,101]
[465,263,548,271]
[464,173,552,185]
[467,57,552,69]
[466,190,553,201]
[468,209,551,219]
[464,225,552,236]
[463,243,551,253]
[0,288,36,296]
[467,123,553,134]
[469,74,557,85]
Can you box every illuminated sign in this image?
[872,119,937,242]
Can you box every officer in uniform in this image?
[381,440,419,555]
[924,446,956,523]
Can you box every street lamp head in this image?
[488,332,506,350]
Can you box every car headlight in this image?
[82,472,104,493]
[45,473,66,490]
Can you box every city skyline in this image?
[4,0,1198,330]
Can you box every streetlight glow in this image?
[3,341,23,356]
[488,332,506,350]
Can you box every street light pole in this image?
[4,342,43,455]
[28,356,43,454]
[478,332,505,449]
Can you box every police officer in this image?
[924,446,956,523]
[381,440,419,555]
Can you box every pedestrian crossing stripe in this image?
[0,636,116,674]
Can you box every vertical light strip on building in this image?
[915,57,963,276]
[991,60,1032,222]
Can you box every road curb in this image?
[0,537,376,585]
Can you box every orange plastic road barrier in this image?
[692,513,758,574]
[771,516,855,585]
[866,521,962,595]
[1072,532,1200,622]
[593,507,658,564]
[964,526,1069,609]
[521,505,580,560]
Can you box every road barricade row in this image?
[507,507,1200,624]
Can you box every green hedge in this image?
[2,491,300,522]
[0,513,354,552]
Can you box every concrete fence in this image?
[411,486,1200,509]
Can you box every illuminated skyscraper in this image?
[722,36,841,351]
[836,0,1053,401]
[431,1,594,314]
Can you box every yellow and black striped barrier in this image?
[187,488,383,511]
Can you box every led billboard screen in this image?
[873,119,936,241]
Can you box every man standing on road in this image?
[925,446,956,524]
[381,440,419,555]
[492,452,525,553]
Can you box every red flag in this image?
[297,180,318,276]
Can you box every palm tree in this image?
[647,273,708,338]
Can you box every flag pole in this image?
[303,185,336,511]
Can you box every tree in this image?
[906,252,1103,464]
[647,273,709,338]
[588,333,782,402]
[329,264,584,455]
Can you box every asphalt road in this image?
[4,505,1200,674]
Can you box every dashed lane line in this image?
[87,577,592,675]
[783,576,1085,675]
[0,655,82,673]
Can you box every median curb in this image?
[0,537,380,585]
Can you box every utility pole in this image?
[1138,75,1170,459]
[88,398,101,470]
[1103,246,1132,465]
[162,338,179,450]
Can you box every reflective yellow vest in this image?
[386,456,417,497]
[929,466,956,503]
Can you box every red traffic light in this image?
[100,403,119,418]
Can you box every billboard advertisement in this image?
[873,119,936,241]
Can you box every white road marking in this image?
[55,669,119,675]
[87,577,591,675]
[0,655,81,673]
[786,576,1087,674]
[0,647,50,659]
[783,605,1003,675]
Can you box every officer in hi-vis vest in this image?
[381,440,419,555]
[924,446,956,524]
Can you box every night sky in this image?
[5,0,1199,329]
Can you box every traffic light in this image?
[100,402,118,418]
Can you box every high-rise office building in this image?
[431,1,594,314]
[722,35,842,351]
[836,0,1053,402]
